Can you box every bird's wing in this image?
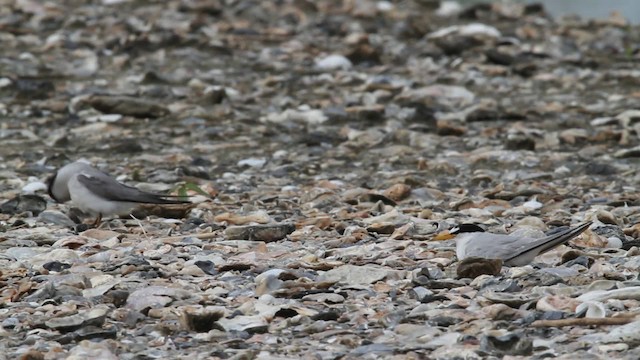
[459,233,529,260]
[77,172,189,204]
[504,221,592,263]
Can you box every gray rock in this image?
[225,223,295,242]
[38,210,76,227]
[45,306,109,333]
[126,286,193,312]
[318,265,402,285]
[0,194,47,215]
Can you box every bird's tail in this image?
[504,221,592,263]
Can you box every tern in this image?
[434,221,592,266]
[47,161,189,226]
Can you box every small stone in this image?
[194,260,217,275]
[255,269,286,295]
[409,286,437,303]
[315,54,352,70]
[217,315,268,333]
[0,195,47,215]
[38,210,76,227]
[126,286,192,312]
[42,261,72,272]
[224,223,296,242]
[457,257,503,279]
[180,306,225,332]
[301,293,345,304]
[86,95,169,118]
[237,158,267,168]
[504,134,535,151]
[22,181,47,194]
[480,332,533,357]
[44,307,109,332]
[366,222,396,234]
[80,229,122,241]
[614,146,640,158]
[383,183,412,202]
[65,340,118,360]
[318,265,402,285]
[214,210,271,225]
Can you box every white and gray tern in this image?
[448,221,593,266]
[47,161,189,225]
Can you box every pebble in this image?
[21,181,47,194]
[315,54,353,71]
[37,210,76,227]
[224,223,296,242]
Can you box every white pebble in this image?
[0,77,12,88]
[86,114,123,123]
[377,1,394,12]
[315,54,352,71]
[606,237,623,249]
[590,117,617,126]
[22,181,47,194]
[436,1,462,17]
[237,158,266,168]
[272,150,288,159]
[523,197,543,210]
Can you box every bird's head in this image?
[434,223,485,240]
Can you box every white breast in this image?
[456,234,474,260]
[68,174,136,216]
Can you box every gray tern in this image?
[47,161,189,226]
[435,221,592,266]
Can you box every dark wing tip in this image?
[153,195,192,204]
[570,221,593,235]
[131,191,192,204]
[504,220,593,263]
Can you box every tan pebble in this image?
[367,222,396,234]
[429,257,454,267]
[147,309,166,318]
[418,209,432,219]
[593,209,621,226]
[390,222,415,240]
[561,249,587,264]
[180,265,206,276]
[514,216,546,230]
[624,224,640,239]
[482,303,519,320]
[626,246,640,257]
[383,183,412,202]
[52,236,88,249]
[214,210,271,225]
[80,229,122,241]
[536,295,580,312]
[297,216,332,229]
[573,230,607,248]
[436,121,467,136]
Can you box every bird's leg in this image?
[93,213,102,228]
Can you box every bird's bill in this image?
[434,230,455,240]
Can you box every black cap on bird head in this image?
[450,223,486,234]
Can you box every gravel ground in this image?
[2,1,640,359]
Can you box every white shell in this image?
[576,301,607,318]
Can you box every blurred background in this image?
[502,0,638,23]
